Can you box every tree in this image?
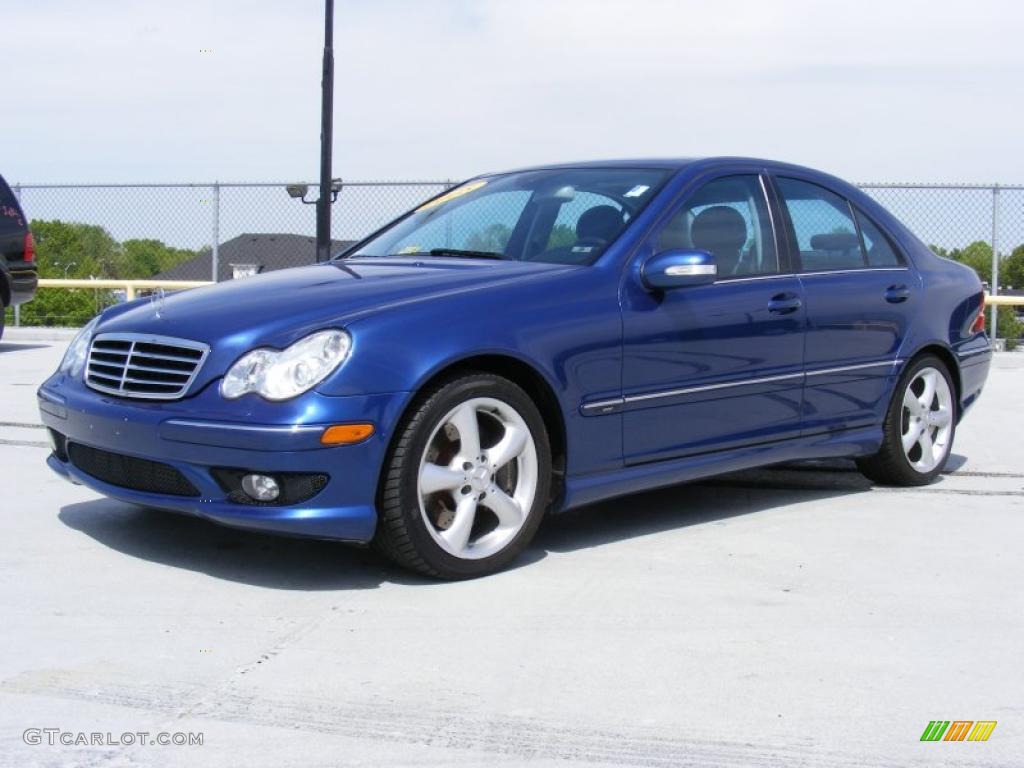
[17,220,120,326]
[117,239,196,278]
[1001,244,1024,289]
[952,241,993,285]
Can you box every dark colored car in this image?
[38,158,992,578]
[0,175,37,339]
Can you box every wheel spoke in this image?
[484,488,524,529]
[918,370,938,410]
[902,423,923,453]
[419,462,464,495]
[440,496,478,553]
[917,429,935,464]
[448,403,482,460]
[485,424,528,470]
[903,387,923,417]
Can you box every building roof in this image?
[155,233,355,282]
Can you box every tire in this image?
[0,307,5,341]
[374,372,552,579]
[856,354,956,486]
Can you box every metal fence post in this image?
[990,184,1000,336]
[212,181,221,282]
[12,184,21,326]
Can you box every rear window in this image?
[0,178,26,235]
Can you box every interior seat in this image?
[691,206,748,276]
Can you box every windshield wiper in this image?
[428,248,508,260]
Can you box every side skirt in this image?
[558,426,882,512]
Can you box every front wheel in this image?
[374,373,551,579]
[856,354,956,486]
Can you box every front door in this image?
[620,173,806,464]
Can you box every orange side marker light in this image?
[321,423,375,445]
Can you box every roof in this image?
[482,156,822,175]
[155,233,355,281]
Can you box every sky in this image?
[4,0,1023,185]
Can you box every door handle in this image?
[768,293,802,314]
[885,285,911,303]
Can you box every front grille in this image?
[86,333,209,400]
[68,443,201,497]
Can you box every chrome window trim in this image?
[799,267,910,278]
[710,266,910,285]
[758,173,781,272]
[86,333,210,401]
[582,359,904,413]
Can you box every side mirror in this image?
[641,249,717,290]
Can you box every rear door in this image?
[771,175,918,434]
[618,171,807,464]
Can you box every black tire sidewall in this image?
[390,374,551,578]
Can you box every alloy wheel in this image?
[900,366,954,473]
[417,397,539,559]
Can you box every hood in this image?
[94,257,575,393]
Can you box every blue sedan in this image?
[38,158,992,578]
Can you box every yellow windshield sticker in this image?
[397,245,422,255]
[417,180,488,212]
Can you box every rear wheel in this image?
[856,354,956,486]
[374,372,551,579]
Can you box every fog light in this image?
[241,474,280,502]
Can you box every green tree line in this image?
[5,220,197,327]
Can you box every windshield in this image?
[345,168,671,266]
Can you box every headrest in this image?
[691,206,747,252]
[810,233,859,251]
[576,205,623,242]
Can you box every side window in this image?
[387,191,531,255]
[655,175,778,278]
[776,177,864,271]
[855,209,903,267]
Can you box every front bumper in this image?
[38,374,410,543]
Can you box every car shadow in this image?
[0,342,49,353]
[58,459,888,588]
[534,460,875,554]
[58,500,403,591]
[59,498,548,589]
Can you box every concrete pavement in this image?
[1,332,1021,767]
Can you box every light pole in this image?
[284,1,341,263]
[316,0,335,263]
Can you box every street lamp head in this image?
[285,183,309,200]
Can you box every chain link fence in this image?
[6,180,1024,332]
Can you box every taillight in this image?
[23,232,35,263]
[971,300,987,334]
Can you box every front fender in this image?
[316,268,625,476]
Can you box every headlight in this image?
[220,329,352,401]
[58,316,100,378]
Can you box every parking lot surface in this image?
[1,332,1021,767]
